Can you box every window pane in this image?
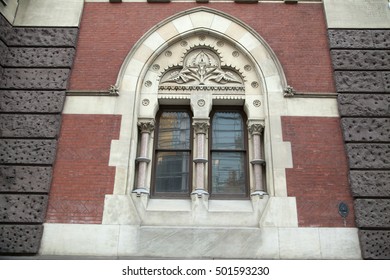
[212,112,244,150]
[211,152,246,195]
[155,151,190,193]
[158,112,190,149]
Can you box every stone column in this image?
[248,121,267,197]
[191,119,209,197]
[133,120,155,196]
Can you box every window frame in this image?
[208,107,249,199]
[151,106,193,198]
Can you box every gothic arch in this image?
[105,7,296,228]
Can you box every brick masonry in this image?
[282,117,355,228]
[45,114,121,224]
[328,29,390,259]
[0,14,78,255]
[69,2,335,93]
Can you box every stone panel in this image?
[341,118,390,142]
[338,94,390,117]
[0,139,57,165]
[0,91,65,113]
[0,114,61,138]
[359,230,390,260]
[350,171,390,197]
[3,47,75,68]
[334,71,385,93]
[331,50,390,70]
[0,225,43,254]
[0,194,48,223]
[0,68,70,89]
[0,166,52,193]
[3,28,78,47]
[346,144,390,169]
[355,199,390,228]
[327,30,374,49]
[372,30,390,49]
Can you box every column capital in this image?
[137,119,155,133]
[192,118,210,134]
[247,120,265,135]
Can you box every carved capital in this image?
[248,122,265,135]
[193,120,210,134]
[137,120,155,133]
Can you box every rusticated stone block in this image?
[328,30,374,49]
[0,139,57,164]
[384,72,390,92]
[350,171,390,197]
[372,30,390,49]
[341,118,390,142]
[0,114,61,138]
[355,199,390,228]
[3,28,78,47]
[346,144,390,169]
[3,47,75,68]
[331,50,390,70]
[359,230,390,259]
[0,166,52,193]
[0,68,70,89]
[0,225,43,254]
[338,94,390,117]
[0,40,7,66]
[334,71,385,93]
[0,194,48,223]
[0,91,65,113]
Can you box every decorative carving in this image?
[165,50,172,57]
[197,99,205,107]
[142,99,150,106]
[253,100,261,107]
[251,81,259,88]
[244,65,252,71]
[248,122,264,135]
[109,85,119,96]
[232,51,240,57]
[152,64,160,71]
[180,41,188,47]
[144,80,152,87]
[217,41,224,47]
[159,47,244,92]
[283,85,296,97]
[193,120,210,134]
[137,120,155,133]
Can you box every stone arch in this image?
[105,7,296,228]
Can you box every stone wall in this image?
[328,29,390,259]
[0,14,78,254]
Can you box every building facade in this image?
[0,0,389,259]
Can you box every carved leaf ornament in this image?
[159,48,244,92]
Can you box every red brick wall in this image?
[46,115,121,224]
[282,116,355,227]
[70,2,334,93]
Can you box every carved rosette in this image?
[193,120,210,134]
[137,120,155,134]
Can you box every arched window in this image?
[210,108,248,198]
[152,108,192,197]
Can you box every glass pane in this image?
[211,152,246,195]
[158,111,190,149]
[212,112,244,150]
[155,151,190,193]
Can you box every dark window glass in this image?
[153,110,191,196]
[210,111,247,197]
